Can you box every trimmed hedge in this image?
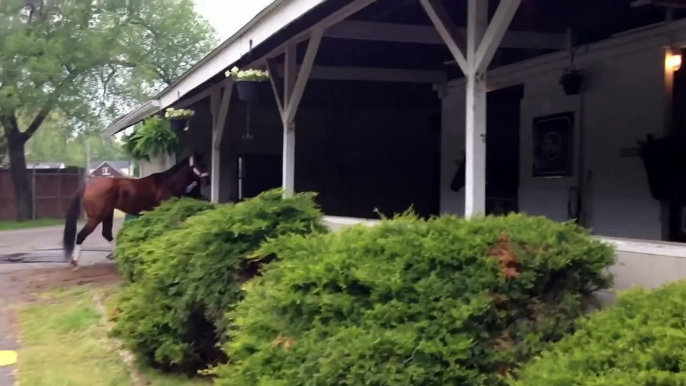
[215,214,615,386]
[112,190,326,371]
[511,281,686,386]
[115,197,215,282]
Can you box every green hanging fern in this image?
[123,116,179,161]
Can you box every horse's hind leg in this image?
[71,218,100,267]
[102,213,115,260]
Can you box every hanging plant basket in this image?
[560,70,583,96]
[235,81,261,103]
[165,108,194,132]
[226,67,270,103]
[170,119,189,133]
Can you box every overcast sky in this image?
[194,0,275,41]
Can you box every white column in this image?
[271,29,323,197]
[465,0,488,217]
[465,72,487,216]
[422,0,521,218]
[210,80,233,203]
[282,43,297,197]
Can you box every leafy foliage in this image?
[115,197,215,283]
[215,214,615,386]
[122,116,179,161]
[112,190,326,372]
[511,281,686,386]
[0,0,215,218]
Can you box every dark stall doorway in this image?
[486,84,524,215]
[669,56,686,241]
[238,155,282,201]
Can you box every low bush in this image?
[215,214,615,386]
[112,190,325,372]
[511,281,686,386]
[115,197,215,282]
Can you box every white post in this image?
[465,0,488,217]
[282,43,298,197]
[422,0,520,218]
[210,80,233,203]
[272,29,324,197]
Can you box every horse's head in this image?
[189,152,210,187]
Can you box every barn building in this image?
[104,0,686,296]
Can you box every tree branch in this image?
[23,70,79,139]
[154,65,173,86]
[0,110,22,143]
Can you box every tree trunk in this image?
[6,132,33,221]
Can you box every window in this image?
[102,166,110,176]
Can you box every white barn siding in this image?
[442,42,669,239]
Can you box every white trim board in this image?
[600,237,686,258]
[322,216,686,258]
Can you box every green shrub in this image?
[115,197,215,282]
[112,190,325,372]
[510,281,686,386]
[215,214,615,386]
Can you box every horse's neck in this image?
[155,167,192,195]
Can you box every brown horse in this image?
[63,153,210,267]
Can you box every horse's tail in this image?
[63,188,84,261]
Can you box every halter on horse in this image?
[63,153,210,267]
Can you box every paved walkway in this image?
[0,220,123,385]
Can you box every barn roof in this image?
[103,0,686,136]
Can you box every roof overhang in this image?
[102,100,161,137]
[103,0,329,136]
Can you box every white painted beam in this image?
[467,0,488,65]
[274,64,447,83]
[285,28,324,124]
[325,20,566,50]
[420,0,469,74]
[175,79,229,110]
[284,43,297,113]
[273,30,325,198]
[474,0,523,73]
[210,81,233,203]
[252,0,376,67]
[266,59,285,117]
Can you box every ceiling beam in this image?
[325,20,566,51]
[274,64,447,83]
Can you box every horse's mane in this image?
[151,157,190,184]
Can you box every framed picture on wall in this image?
[532,112,575,177]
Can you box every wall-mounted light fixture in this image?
[666,49,682,72]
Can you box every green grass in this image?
[18,285,210,386]
[0,218,62,231]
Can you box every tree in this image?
[0,0,215,220]
[0,128,6,167]
[23,111,127,167]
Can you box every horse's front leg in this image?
[102,213,115,260]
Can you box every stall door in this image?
[238,155,282,200]
[519,95,583,223]
[486,85,523,215]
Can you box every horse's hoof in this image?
[70,259,78,268]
